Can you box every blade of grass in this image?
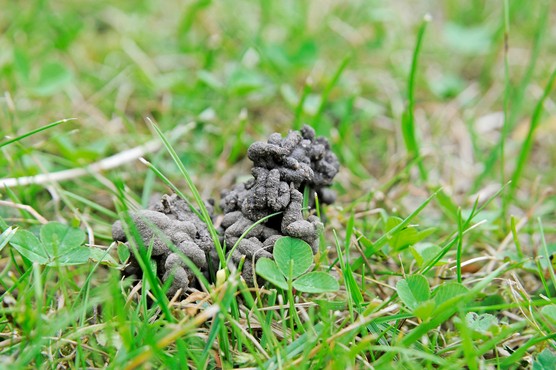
[241,280,280,352]
[139,122,195,208]
[509,66,556,196]
[510,215,524,259]
[201,273,242,365]
[225,211,281,265]
[333,230,360,320]
[0,118,74,148]
[73,243,118,326]
[114,183,174,322]
[401,14,430,181]
[139,158,202,219]
[368,345,449,367]
[539,218,556,292]
[352,189,438,270]
[456,208,464,283]
[418,202,496,275]
[499,332,556,367]
[433,187,460,223]
[535,258,551,299]
[123,305,220,370]
[13,296,106,367]
[449,321,527,363]
[472,1,548,192]
[499,0,511,222]
[293,83,312,130]
[62,190,118,219]
[311,56,351,129]
[148,119,225,266]
[264,323,324,370]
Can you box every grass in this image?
[1,0,556,368]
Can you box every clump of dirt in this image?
[112,125,339,296]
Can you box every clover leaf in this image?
[255,236,339,294]
[6,221,117,266]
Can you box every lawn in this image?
[1,0,556,368]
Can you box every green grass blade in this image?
[62,190,118,219]
[419,183,508,275]
[0,118,74,148]
[114,185,174,322]
[352,189,438,270]
[456,208,464,284]
[539,218,556,291]
[148,119,225,266]
[333,230,361,319]
[225,211,281,265]
[293,83,312,130]
[433,187,460,223]
[499,0,511,214]
[264,323,324,369]
[401,15,430,181]
[509,66,556,195]
[499,332,556,367]
[311,55,351,128]
[139,158,202,219]
[472,2,548,192]
[510,215,524,259]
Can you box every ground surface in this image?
[1,0,556,368]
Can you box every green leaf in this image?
[273,236,313,280]
[413,300,436,320]
[39,222,115,266]
[255,258,288,290]
[433,282,469,306]
[40,222,86,257]
[533,349,556,370]
[117,242,131,263]
[48,247,92,266]
[385,217,435,251]
[465,312,499,334]
[396,275,431,311]
[334,230,364,306]
[541,305,556,325]
[385,216,404,231]
[88,248,119,266]
[292,272,339,293]
[9,229,49,264]
[6,222,113,266]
